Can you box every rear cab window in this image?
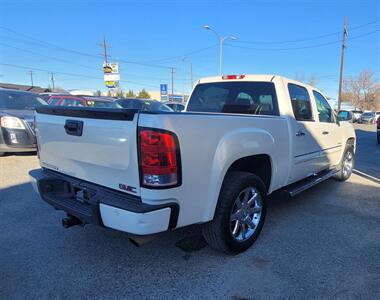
[186,81,279,116]
[288,83,313,121]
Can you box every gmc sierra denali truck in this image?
[30,74,356,253]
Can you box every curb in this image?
[353,169,380,185]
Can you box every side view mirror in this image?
[337,110,353,122]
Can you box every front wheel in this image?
[333,145,355,181]
[202,171,267,254]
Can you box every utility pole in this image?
[181,57,186,102]
[170,67,175,102]
[50,73,55,91]
[29,70,34,87]
[190,63,193,89]
[338,16,348,111]
[103,35,108,65]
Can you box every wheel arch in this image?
[225,154,273,192]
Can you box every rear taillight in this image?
[139,128,181,188]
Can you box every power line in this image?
[0,42,96,70]
[227,30,379,51]
[0,26,173,70]
[142,44,218,63]
[235,20,379,45]
[0,42,173,81]
[0,63,159,89]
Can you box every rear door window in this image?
[187,81,279,116]
[288,83,313,121]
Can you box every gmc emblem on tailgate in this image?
[119,184,137,193]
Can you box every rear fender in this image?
[203,128,276,221]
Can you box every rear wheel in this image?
[0,152,5,157]
[333,144,354,181]
[202,171,267,254]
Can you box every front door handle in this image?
[296,129,306,137]
[322,131,329,135]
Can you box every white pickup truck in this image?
[30,74,356,253]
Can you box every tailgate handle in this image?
[64,120,83,136]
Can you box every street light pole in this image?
[203,25,237,75]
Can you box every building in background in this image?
[149,90,189,102]
[0,83,53,93]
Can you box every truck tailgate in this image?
[35,107,141,196]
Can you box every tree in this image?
[342,70,380,110]
[125,90,136,98]
[115,90,124,98]
[308,75,318,87]
[294,72,305,83]
[136,89,151,99]
[94,90,102,96]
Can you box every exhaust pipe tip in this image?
[62,215,82,228]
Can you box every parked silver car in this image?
[359,111,376,124]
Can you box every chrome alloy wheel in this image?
[342,150,354,177]
[229,187,262,242]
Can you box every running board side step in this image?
[283,169,339,197]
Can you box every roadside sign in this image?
[103,62,120,88]
[160,84,168,101]
[105,81,118,88]
[160,84,168,95]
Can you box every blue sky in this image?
[0,0,379,99]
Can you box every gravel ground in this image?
[0,128,379,299]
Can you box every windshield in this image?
[187,81,279,115]
[0,90,46,110]
[362,112,375,117]
[116,99,173,111]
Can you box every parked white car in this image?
[30,74,356,253]
[375,111,380,123]
[351,110,363,123]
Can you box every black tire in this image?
[202,171,267,254]
[0,152,5,157]
[377,134,380,144]
[333,144,355,181]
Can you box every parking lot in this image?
[0,125,379,300]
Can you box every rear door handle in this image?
[322,131,329,135]
[64,120,83,136]
[296,129,306,137]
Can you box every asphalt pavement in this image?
[353,123,380,179]
[0,127,379,299]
